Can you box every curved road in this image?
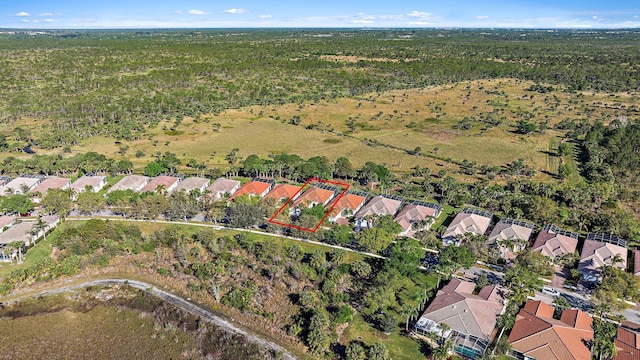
[5,278,296,360]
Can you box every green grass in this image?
[0,232,55,279]
[432,205,456,232]
[343,314,428,360]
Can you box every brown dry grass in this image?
[0,303,198,360]
[3,78,637,182]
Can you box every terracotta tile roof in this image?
[615,327,640,360]
[394,203,440,233]
[30,177,71,194]
[416,279,506,341]
[532,225,580,260]
[354,195,403,218]
[509,300,593,360]
[140,176,181,193]
[227,180,273,201]
[328,193,367,218]
[291,186,335,208]
[263,184,303,202]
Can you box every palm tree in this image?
[432,338,454,360]
[438,323,451,345]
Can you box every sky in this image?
[1,0,640,29]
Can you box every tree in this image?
[165,191,198,221]
[41,189,73,216]
[437,245,475,275]
[143,160,166,177]
[345,342,367,360]
[552,296,570,317]
[76,191,105,215]
[592,318,617,360]
[379,312,396,335]
[1,194,34,215]
[354,227,395,253]
[504,266,543,305]
[366,343,390,360]
[334,157,354,178]
[387,237,424,276]
[226,202,264,228]
[514,250,553,277]
[517,120,537,134]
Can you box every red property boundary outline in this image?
[268,178,350,233]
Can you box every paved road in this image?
[4,278,296,360]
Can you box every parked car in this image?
[541,286,560,297]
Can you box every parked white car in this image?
[541,286,560,297]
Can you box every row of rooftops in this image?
[443,207,632,281]
[227,178,442,235]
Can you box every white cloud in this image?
[187,9,209,15]
[225,8,246,14]
[406,11,431,18]
[38,12,54,17]
[350,19,373,24]
[15,11,31,17]
[42,19,56,23]
[592,15,601,20]
[173,10,182,14]
[258,15,272,19]
[475,16,489,20]
[21,19,29,23]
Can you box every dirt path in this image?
[4,278,296,360]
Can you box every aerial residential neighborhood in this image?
[2,10,640,359]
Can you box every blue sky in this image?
[2,0,639,29]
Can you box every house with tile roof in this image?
[291,186,336,210]
[394,200,442,237]
[173,176,210,195]
[30,177,71,195]
[108,175,149,193]
[70,175,107,198]
[227,179,274,202]
[0,215,16,232]
[614,323,640,360]
[532,224,580,262]
[140,174,184,194]
[414,278,506,359]
[486,218,535,260]
[578,233,627,282]
[442,208,493,246]
[508,300,593,360]
[0,215,59,262]
[0,175,44,195]
[354,195,403,228]
[263,184,303,203]
[206,178,241,200]
[327,191,368,224]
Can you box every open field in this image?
[3,78,635,185]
